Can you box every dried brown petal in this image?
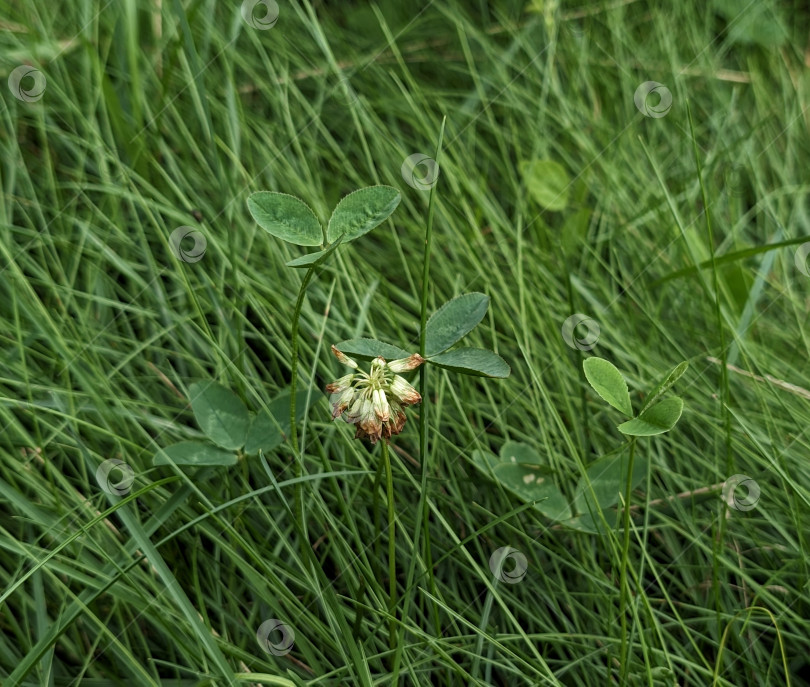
[331,345,358,369]
[387,353,425,373]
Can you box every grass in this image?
[1,0,809,684]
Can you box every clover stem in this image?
[382,439,397,650]
[418,118,445,621]
[392,118,446,684]
[290,265,316,549]
[618,438,637,681]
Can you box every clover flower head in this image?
[326,346,424,444]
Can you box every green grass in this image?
[1,0,809,684]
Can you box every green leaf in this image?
[247,192,323,246]
[154,441,237,467]
[244,390,309,455]
[326,185,401,243]
[618,397,684,436]
[639,361,688,414]
[425,292,489,357]
[583,357,633,416]
[569,449,650,531]
[713,0,787,47]
[521,159,570,211]
[561,207,591,255]
[491,465,572,522]
[285,234,344,269]
[286,248,329,268]
[188,381,250,450]
[335,338,412,361]
[428,348,510,378]
[499,440,541,465]
[573,450,648,511]
[470,445,572,521]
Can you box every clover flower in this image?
[326,345,424,444]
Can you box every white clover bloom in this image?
[388,374,421,406]
[330,345,359,369]
[328,386,355,419]
[326,346,424,444]
[326,373,354,394]
[387,353,424,373]
[372,388,390,422]
[325,371,356,419]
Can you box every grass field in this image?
[1,0,809,685]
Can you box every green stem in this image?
[392,117,446,684]
[418,119,445,641]
[382,440,397,650]
[687,104,731,625]
[290,266,316,550]
[619,438,637,681]
[372,457,385,584]
[227,219,246,400]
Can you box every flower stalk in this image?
[290,265,316,556]
[325,346,425,658]
[382,439,397,649]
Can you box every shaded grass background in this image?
[1,0,809,684]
